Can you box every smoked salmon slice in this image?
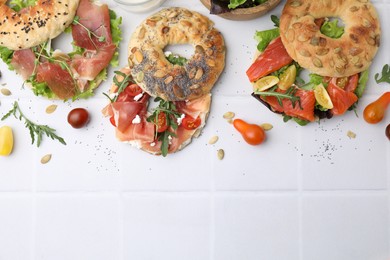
[327,80,358,116]
[246,37,293,82]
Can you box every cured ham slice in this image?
[36,63,76,99]
[72,0,113,50]
[11,49,36,80]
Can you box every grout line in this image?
[119,192,125,260]
[31,153,38,260]
[0,189,389,196]
[297,129,303,260]
[210,150,216,260]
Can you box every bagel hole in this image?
[50,31,75,54]
[164,44,193,65]
[319,17,345,39]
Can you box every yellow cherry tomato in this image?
[253,75,279,92]
[314,83,334,109]
[0,126,14,156]
[278,64,297,90]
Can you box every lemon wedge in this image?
[314,83,333,109]
[253,76,279,92]
[278,65,297,90]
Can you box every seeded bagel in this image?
[128,7,225,101]
[0,0,80,50]
[280,0,380,77]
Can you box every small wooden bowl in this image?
[200,0,282,21]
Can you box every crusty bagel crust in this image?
[0,0,80,50]
[128,7,225,101]
[280,0,380,77]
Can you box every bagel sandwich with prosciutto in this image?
[246,0,380,125]
[102,67,211,157]
[0,0,122,100]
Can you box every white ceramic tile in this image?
[0,194,33,260]
[214,194,300,260]
[211,96,300,190]
[35,194,121,260]
[302,194,389,260]
[34,98,122,191]
[300,111,388,190]
[123,193,210,260]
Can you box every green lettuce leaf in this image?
[320,19,344,39]
[355,70,369,98]
[109,10,122,67]
[228,0,267,9]
[300,73,324,90]
[0,47,15,70]
[8,0,36,11]
[254,28,280,52]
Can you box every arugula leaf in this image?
[1,101,66,147]
[271,15,280,27]
[355,70,369,98]
[254,28,280,52]
[255,86,302,109]
[374,64,390,84]
[146,97,182,157]
[320,19,344,39]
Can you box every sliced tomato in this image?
[117,84,143,102]
[246,37,293,82]
[156,112,168,133]
[182,115,201,130]
[327,81,358,116]
[109,116,116,127]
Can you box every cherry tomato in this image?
[117,84,142,102]
[156,112,168,133]
[67,108,89,129]
[363,92,390,124]
[233,118,266,145]
[386,124,390,141]
[182,115,201,130]
[109,116,116,127]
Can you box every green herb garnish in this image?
[104,71,135,102]
[320,19,344,39]
[375,64,390,84]
[166,53,187,66]
[1,101,66,147]
[255,86,302,109]
[146,97,182,157]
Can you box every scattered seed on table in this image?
[260,123,273,131]
[1,88,11,96]
[45,104,58,114]
[217,149,224,160]
[208,135,219,145]
[223,111,235,120]
[347,130,356,139]
[41,154,52,164]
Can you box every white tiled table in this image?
[0,0,389,259]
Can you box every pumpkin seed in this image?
[223,111,235,120]
[41,154,52,164]
[260,123,273,131]
[208,135,219,145]
[1,88,11,96]
[347,130,356,139]
[45,104,57,114]
[217,149,224,160]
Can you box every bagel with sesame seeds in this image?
[0,0,79,50]
[128,7,225,101]
[280,0,380,77]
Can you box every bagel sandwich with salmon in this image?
[246,0,380,125]
[0,0,122,100]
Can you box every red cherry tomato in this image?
[182,115,201,130]
[117,84,142,102]
[233,118,266,145]
[67,108,89,129]
[156,112,168,133]
[363,92,390,124]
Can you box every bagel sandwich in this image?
[246,0,380,125]
[102,67,211,157]
[0,0,122,100]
